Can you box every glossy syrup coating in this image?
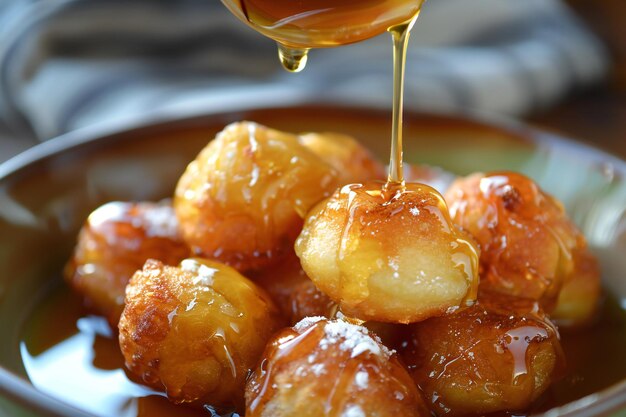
[245,317,429,417]
[445,172,588,311]
[401,293,565,416]
[254,258,404,347]
[295,181,480,324]
[64,201,190,325]
[174,122,342,271]
[118,258,284,411]
[250,251,336,324]
[250,253,312,322]
[299,132,386,185]
[288,278,336,324]
[551,249,602,328]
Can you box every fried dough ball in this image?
[245,317,429,417]
[288,279,336,324]
[64,201,189,325]
[299,132,386,184]
[254,258,404,347]
[551,249,601,328]
[250,253,312,322]
[174,122,342,271]
[295,181,480,323]
[118,258,283,411]
[445,172,587,310]
[402,293,565,416]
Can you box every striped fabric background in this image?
[0,0,609,141]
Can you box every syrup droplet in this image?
[277,43,309,72]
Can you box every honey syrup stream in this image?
[387,15,419,188]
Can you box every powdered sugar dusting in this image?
[354,371,369,389]
[342,405,366,417]
[293,316,326,332]
[142,203,180,237]
[322,320,392,359]
[180,259,218,286]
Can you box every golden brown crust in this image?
[288,279,336,325]
[296,181,480,323]
[551,249,602,328]
[299,132,386,185]
[445,172,589,311]
[249,252,312,322]
[174,122,344,272]
[64,201,189,325]
[118,259,284,411]
[401,293,565,416]
[245,317,429,417]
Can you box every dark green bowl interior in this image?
[0,105,624,417]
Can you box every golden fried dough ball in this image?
[402,294,564,416]
[552,249,601,328]
[249,253,338,324]
[245,317,429,417]
[288,278,336,324]
[64,201,189,325]
[254,259,403,346]
[250,251,335,324]
[249,253,312,321]
[118,258,283,411]
[445,172,587,310]
[299,132,386,184]
[174,122,341,271]
[295,181,480,323]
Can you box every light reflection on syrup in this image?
[19,287,221,417]
[19,284,626,417]
[20,316,176,417]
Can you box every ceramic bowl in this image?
[0,105,624,417]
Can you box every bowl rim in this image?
[0,102,624,417]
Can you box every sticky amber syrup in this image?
[19,284,626,417]
[221,0,425,72]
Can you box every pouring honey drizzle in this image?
[223,0,425,196]
[386,16,418,189]
[223,0,424,73]
[276,44,309,73]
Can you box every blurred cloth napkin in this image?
[0,0,609,141]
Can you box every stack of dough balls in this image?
[64,122,601,417]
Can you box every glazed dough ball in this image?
[253,257,403,347]
[250,251,336,324]
[250,253,312,322]
[245,317,429,417]
[551,249,601,328]
[174,122,342,271]
[445,172,588,310]
[299,132,386,184]
[295,181,480,323]
[65,201,189,325]
[402,293,564,416]
[118,258,283,411]
[288,279,336,324]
